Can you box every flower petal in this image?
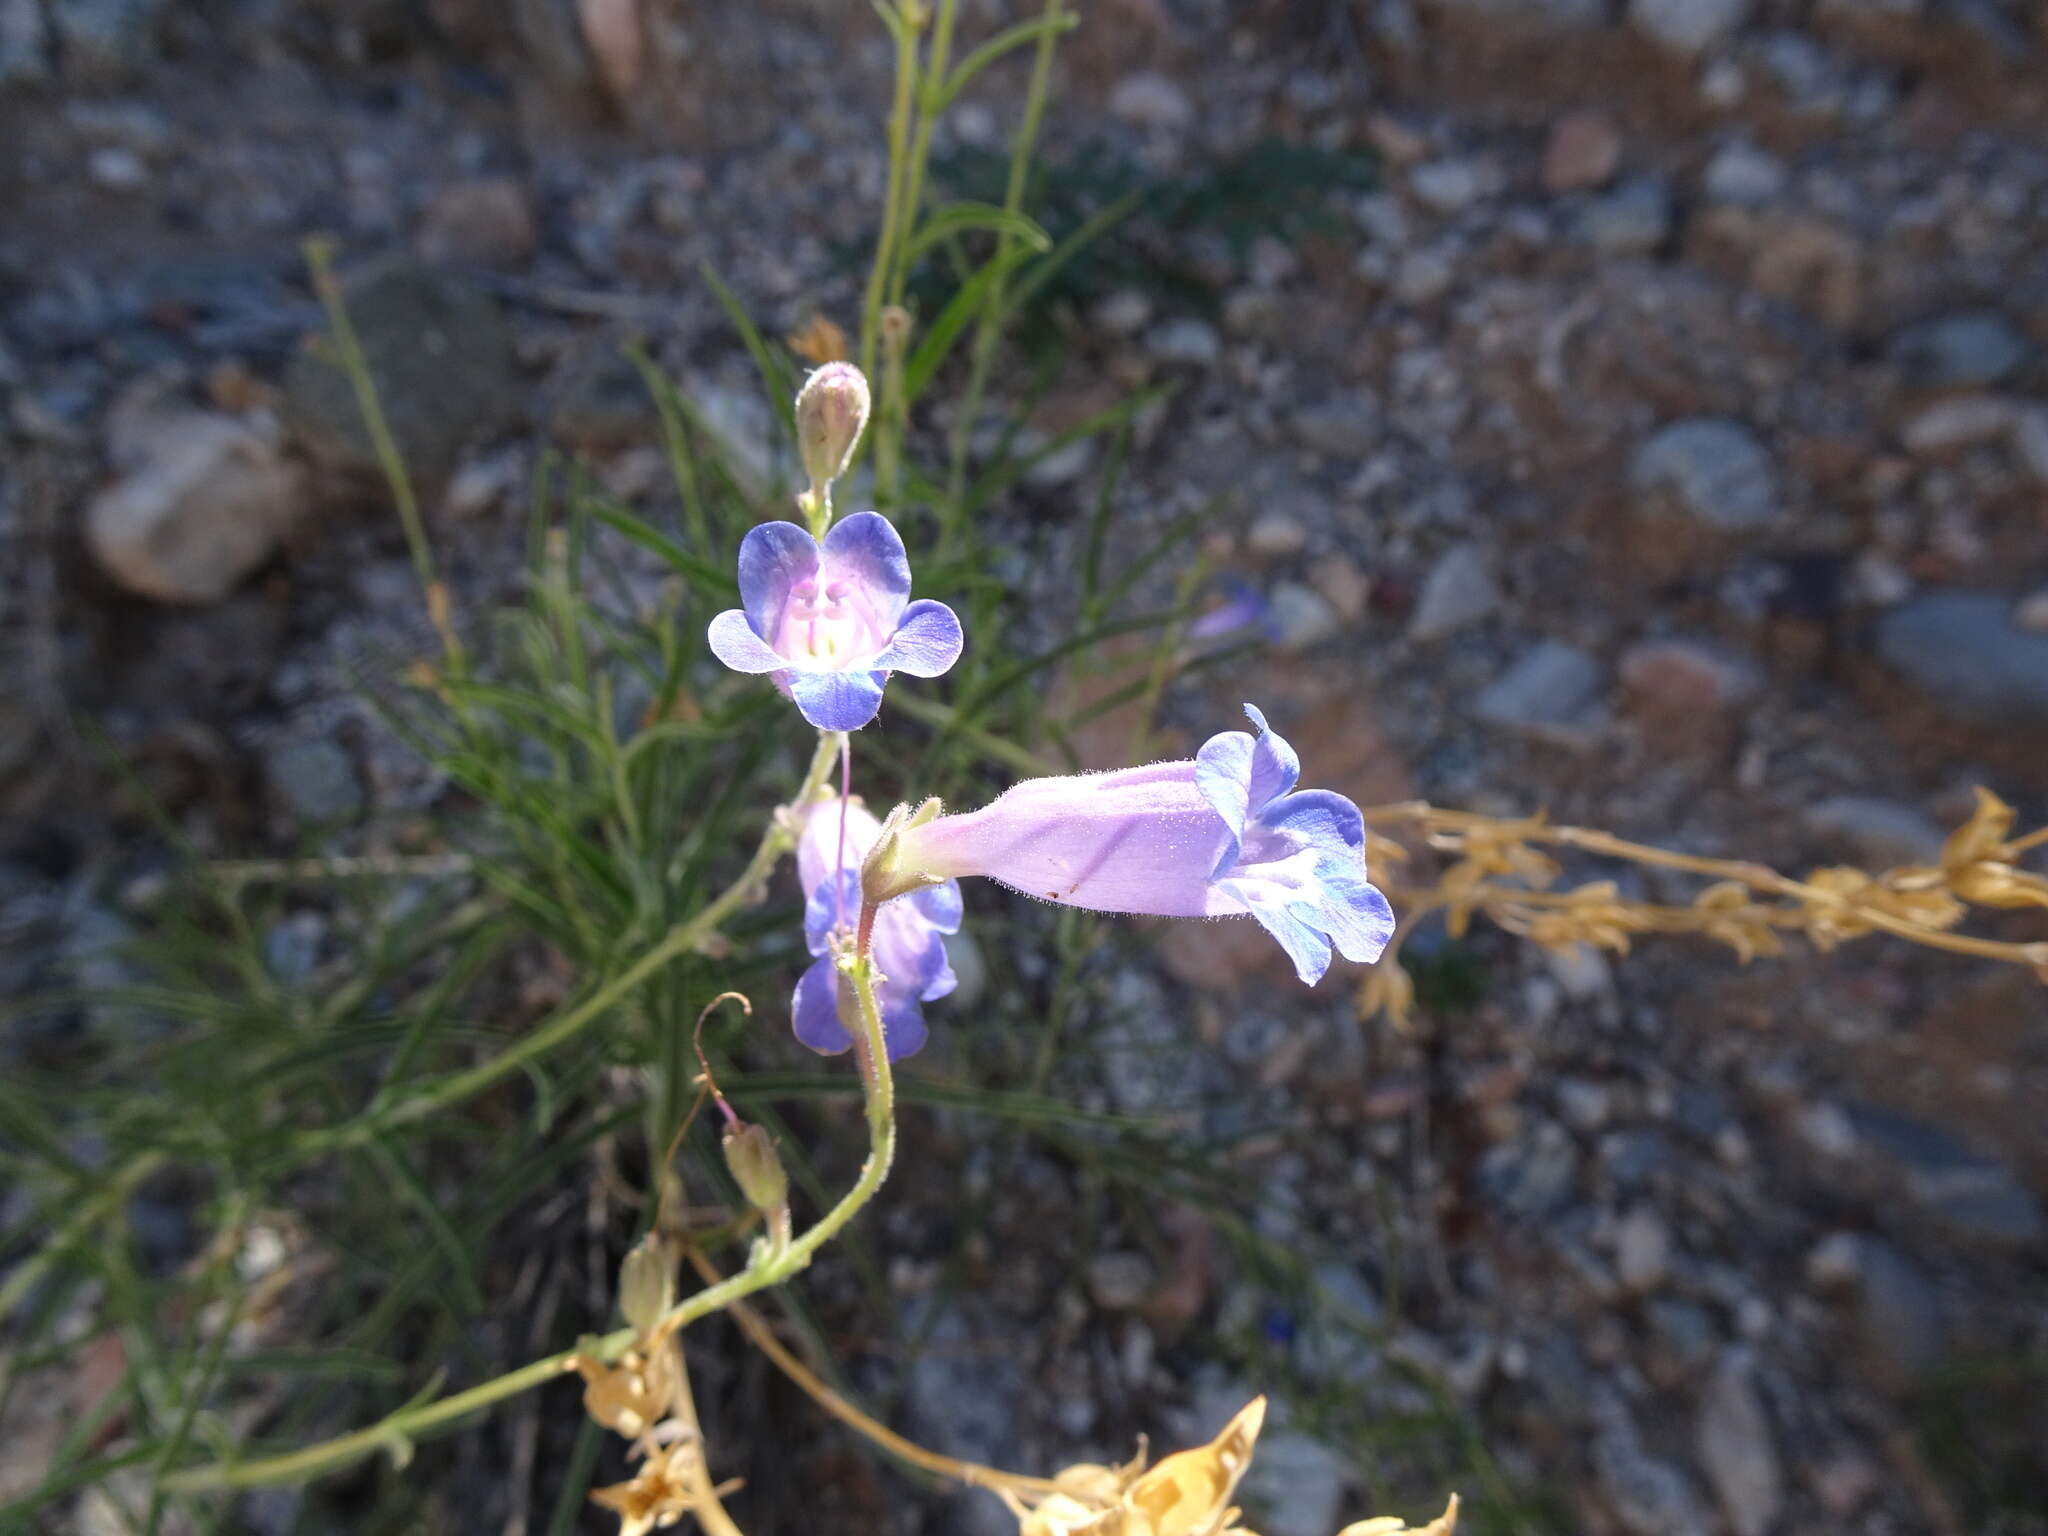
[1194,728,1256,875]
[873,600,964,677]
[909,878,964,933]
[900,764,1225,917]
[1241,703,1300,813]
[707,608,788,674]
[1258,788,1366,860]
[918,940,958,1002]
[736,521,821,642]
[804,869,861,953]
[1240,897,1335,985]
[820,511,912,633]
[795,794,885,902]
[1315,873,1397,964]
[792,957,852,1054]
[787,669,888,732]
[878,998,930,1061]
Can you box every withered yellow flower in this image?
[1006,1397,1266,1536]
[1935,789,2048,909]
[1336,1493,1460,1536]
[570,1342,681,1441]
[786,313,850,365]
[590,1441,694,1536]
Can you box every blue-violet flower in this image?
[707,512,963,732]
[793,793,962,1061]
[888,704,1393,985]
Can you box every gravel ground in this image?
[3,2,2046,1533]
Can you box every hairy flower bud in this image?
[860,797,947,907]
[721,1120,788,1216]
[795,361,870,494]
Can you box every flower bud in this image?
[618,1232,678,1333]
[795,361,870,493]
[721,1120,788,1216]
[860,796,947,907]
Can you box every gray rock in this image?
[1696,1351,1784,1536]
[544,345,658,455]
[1703,142,1786,206]
[2018,585,2048,632]
[1353,192,1413,249]
[1900,395,2018,454]
[1426,0,1609,27]
[1580,177,1673,253]
[1874,591,2048,726]
[1246,512,1310,559]
[1809,1233,1946,1388]
[1618,639,1762,714]
[1602,1127,1675,1187]
[1556,1077,1614,1131]
[1291,397,1379,457]
[1222,287,1286,340]
[1237,1431,1347,1536]
[1631,419,1779,531]
[1543,110,1624,193]
[1146,318,1223,367]
[1109,71,1194,131]
[1803,796,1945,867]
[266,736,364,826]
[688,379,776,498]
[1594,1395,1711,1536]
[1616,1206,1674,1292]
[1844,1101,2044,1249]
[418,177,537,267]
[1889,311,2030,391]
[1086,1251,1155,1311]
[1409,542,1500,641]
[88,146,148,192]
[1092,288,1153,337]
[284,258,522,493]
[0,0,46,82]
[1269,581,1343,652]
[1481,1118,1580,1218]
[86,410,305,605]
[1629,0,1749,52]
[50,0,159,82]
[1393,247,1457,304]
[2012,407,2048,486]
[1410,159,1488,214]
[1646,1299,1717,1377]
[1474,640,1605,742]
[903,1300,1024,1536]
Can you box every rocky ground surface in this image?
[3,1,2047,1534]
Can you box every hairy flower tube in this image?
[793,792,962,1060]
[707,511,962,731]
[881,705,1394,985]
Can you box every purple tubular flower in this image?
[792,794,962,1061]
[892,705,1394,985]
[706,511,963,732]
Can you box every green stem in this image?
[0,1152,166,1327]
[941,0,1063,561]
[304,239,461,670]
[859,6,924,387]
[885,0,960,316]
[298,733,843,1158]
[163,870,899,1498]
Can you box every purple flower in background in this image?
[890,705,1393,985]
[707,512,963,732]
[792,794,962,1061]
